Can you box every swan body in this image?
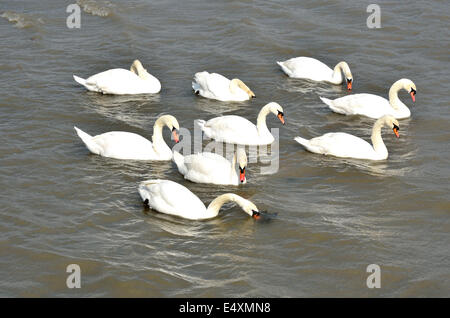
[74,115,179,160]
[294,115,400,160]
[73,60,161,94]
[277,57,353,90]
[192,71,255,101]
[173,148,247,185]
[196,102,285,145]
[138,179,260,220]
[320,79,417,119]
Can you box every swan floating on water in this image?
[320,78,417,119]
[173,148,248,185]
[73,60,161,95]
[74,115,179,160]
[277,56,353,90]
[192,71,255,101]
[196,102,285,145]
[138,179,261,220]
[294,115,400,160]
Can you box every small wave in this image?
[1,11,43,29]
[77,0,114,17]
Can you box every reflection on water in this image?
[193,95,253,115]
[84,92,162,129]
[278,77,346,96]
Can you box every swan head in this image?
[156,115,180,143]
[399,78,417,102]
[266,102,285,125]
[231,194,260,219]
[236,147,248,183]
[381,115,400,138]
[230,78,255,99]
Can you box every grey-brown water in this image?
[1,0,449,297]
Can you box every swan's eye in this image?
[347,78,352,83]
[393,124,400,131]
[239,167,245,173]
[277,110,284,116]
[252,210,260,219]
[410,88,416,95]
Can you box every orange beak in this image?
[239,167,245,183]
[172,129,179,143]
[252,211,260,220]
[347,80,352,91]
[410,91,416,102]
[277,113,285,125]
[393,127,400,138]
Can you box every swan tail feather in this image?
[320,96,345,114]
[294,136,310,147]
[138,182,151,204]
[138,179,163,204]
[192,81,200,94]
[74,126,102,155]
[277,61,292,77]
[73,75,87,86]
[73,75,100,92]
[319,96,333,107]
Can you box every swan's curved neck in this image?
[230,79,254,98]
[331,62,346,84]
[371,119,388,159]
[388,81,409,115]
[131,63,151,80]
[152,118,165,141]
[256,105,272,135]
[206,193,244,217]
[151,118,170,154]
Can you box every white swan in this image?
[277,57,353,90]
[294,115,400,160]
[74,115,179,160]
[138,179,261,220]
[196,102,285,145]
[173,148,248,185]
[73,60,161,95]
[320,78,417,119]
[192,71,255,101]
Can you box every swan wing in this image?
[139,180,207,219]
[323,94,392,118]
[278,57,333,81]
[203,115,258,144]
[91,131,157,160]
[307,132,376,159]
[182,152,235,184]
[193,72,235,100]
[85,69,156,94]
